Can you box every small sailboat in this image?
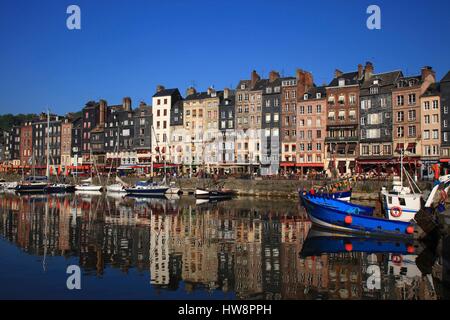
[165,181,181,195]
[106,176,128,193]
[75,177,103,192]
[125,180,169,197]
[15,175,48,193]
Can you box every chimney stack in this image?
[186,87,197,97]
[122,97,132,111]
[207,87,214,95]
[304,71,314,89]
[421,66,435,80]
[224,88,230,100]
[335,69,343,78]
[156,85,165,93]
[250,70,261,89]
[364,61,374,80]
[358,64,363,79]
[99,100,107,126]
[139,101,146,108]
[269,70,280,83]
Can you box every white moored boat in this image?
[165,181,181,195]
[75,178,103,192]
[106,177,128,193]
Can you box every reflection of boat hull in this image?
[44,184,76,193]
[301,194,416,238]
[195,188,236,199]
[300,227,417,257]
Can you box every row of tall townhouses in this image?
[2,65,450,178]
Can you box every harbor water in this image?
[0,191,446,300]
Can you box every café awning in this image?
[407,143,416,151]
[395,143,404,153]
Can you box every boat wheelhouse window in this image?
[399,197,406,206]
[388,196,392,204]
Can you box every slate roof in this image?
[153,88,181,98]
[441,71,450,83]
[301,86,327,100]
[185,90,224,101]
[422,82,440,97]
[328,71,360,87]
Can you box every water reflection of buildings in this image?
[0,194,441,300]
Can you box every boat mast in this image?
[400,148,404,189]
[46,108,50,179]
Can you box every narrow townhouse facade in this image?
[61,118,73,168]
[182,87,221,173]
[280,77,297,168]
[440,71,450,173]
[261,71,282,176]
[204,88,221,172]
[235,71,263,173]
[151,86,183,164]
[420,83,441,178]
[81,100,104,164]
[281,69,314,172]
[104,97,136,168]
[392,66,436,178]
[325,65,363,176]
[71,117,82,167]
[133,102,153,171]
[0,130,5,163]
[218,88,236,172]
[90,99,107,166]
[19,121,33,167]
[297,86,327,174]
[32,114,63,169]
[358,69,402,174]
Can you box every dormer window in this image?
[370,87,379,94]
[274,86,280,93]
[304,94,309,100]
[266,87,272,94]
[225,101,229,105]
[373,79,379,85]
[241,84,246,90]
[316,93,322,99]
[338,79,345,87]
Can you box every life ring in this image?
[390,206,402,218]
[392,254,403,265]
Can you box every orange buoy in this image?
[406,226,414,234]
[344,215,352,225]
[407,245,415,254]
[344,243,353,252]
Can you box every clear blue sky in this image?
[1,0,449,115]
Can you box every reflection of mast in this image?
[43,196,49,272]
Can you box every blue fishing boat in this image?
[299,189,352,202]
[300,228,418,257]
[300,194,416,238]
[299,192,374,216]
